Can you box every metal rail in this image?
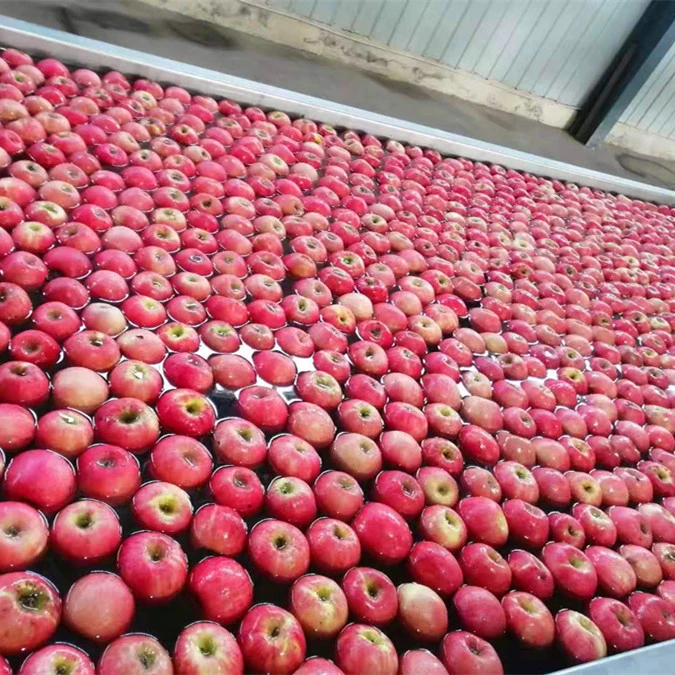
[1,14,675,205]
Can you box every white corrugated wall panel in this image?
[262,0,651,108]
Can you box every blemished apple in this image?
[289,574,348,639]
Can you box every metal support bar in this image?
[570,0,675,147]
[0,14,674,206]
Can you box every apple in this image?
[4,449,76,515]
[341,567,398,625]
[76,444,141,506]
[459,543,512,596]
[397,582,448,641]
[628,592,675,642]
[0,501,48,572]
[502,591,555,648]
[441,631,503,675]
[313,470,364,521]
[98,634,173,675]
[453,585,506,639]
[335,624,398,675]
[117,531,188,603]
[248,519,310,583]
[588,597,644,652]
[399,650,448,675]
[555,609,607,663]
[188,556,253,625]
[148,435,213,490]
[64,571,135,643]
[306,517,361,575]
[586,545,637,597]
[0,571,61,655]
[289,574,348,638]
[265,476,317,529]
[542,542,597,600]
[352,502,412,565]
[173,621,244,675]
[619,544,664,588]
[609,505,652,547]
[407,541,463,597]
[51,498,121,564]
[238,604,306,674]
[18,644,95,674]
[212,418,267,468]
[458,497,508,547]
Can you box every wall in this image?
[261,0,649,108]
[143,0,649,129]
[607,41,675,159]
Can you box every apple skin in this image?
[397,582,448,642]
[609,505,653,548]
[313,470,364,521]
[188,556,254,626]
[117,531,188,604]
[639,502,675,543]
[459,543,512,596]
[293,657,343,675]
[247,519,310,583]
[542,542,598,601]
[657,579,675,609]
[173,621,244,675]
[352,502,412,565]
[453,585,506,640]
[289,574,348,639]
[97,633,173,675]
[588,597,645,653]
[585,545,637,597]
[628,591,675,642]
[3,448,76,515]
[63,571,135,644]
[619,544,664,588]
[441,630,504,675]
[341,567,398,626]
[51,498,121,564]
[502,591,555,649]
[503,499,549,549]
[17,644,95,674]
[335,624,398,675]
[0,571,61,655]
[458,497,508,547]
[548,512,586,548]
[399,649,449,675]
[573,503,617,547]
[508,549,555,600]
[555,609,607,663]
[407,541,463,597]
[0,501,49,572]
[238,604,306,675]
[189,504,247,557]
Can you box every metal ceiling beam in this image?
[570,0,675,147]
